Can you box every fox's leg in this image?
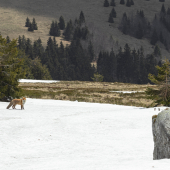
[12,105,16,109]
[21,105,24,110]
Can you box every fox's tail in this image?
[6,101,13,109]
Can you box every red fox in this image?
[6,97,26,110]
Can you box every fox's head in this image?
[22,97,26,101]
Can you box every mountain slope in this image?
[0,0,170,57]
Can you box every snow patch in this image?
[18,79,60,83]
[0,99,168,170]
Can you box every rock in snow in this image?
[152,109,170,160]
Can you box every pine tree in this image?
[28,23,34,32]
[59,16,65,30]
[153,45,161,59]
[88,41,95,62]
[25,17,30,27]
[111,8,117,18]
[167,8,170,15]
[108,13,114,23]
[110,48,117,81]
[130,0,134,5]
[126,0,131,7]
[104,0,110,7]
[32,18,38,30]
[6,36,11,43]
[21,35,26,50]
[79,11,85,25]
[119,12,129,34]
[91,72,104,82]
[150,29,158,45]
[64,20,73,41]
[30,57,52,80]
[146,59,170,106]
[132,49,140,83]
[159,31,164,44]
[81,26,89,40]
[0,36,25,101]
[161,4,166,15]
[54,21,61,36]
[49,21,60,36]
[136,23,143,39]
[49,21,55,36]
[120,0,125,4]
[18,35,22,49]
[110,0,116,6]
[25,38,34,59]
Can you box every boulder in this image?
[152,109,170,160]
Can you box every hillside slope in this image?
[0,0,170,57]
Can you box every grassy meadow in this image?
[19,81,158,107]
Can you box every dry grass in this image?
[19,81,157,107]
[0,0,169,57]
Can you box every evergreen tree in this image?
[30,57,52,80]
[159,31,164,44]
[25,17,30,27]
[0,36,25,101]
[91,72,104,82]
[110,48,117,81]
[49,21,60,36]
[167,8,170,15]
[25,38,34,59]
[18,35,22,49]
[108,13,114,23]
[119,12,129,34]
[28,23,34,32]
[81,26,89,40]
[111,8,117,18]
[104,0,110,7]
[150,29,158,45]
[139,55,148,84]
[64,20,73,41]
[161,4,166,15]
[6,36,11,43]
[59,16,65,30]
[135,23,143,39]
[88,41,95,62]
[110,0,116,6]
[132,49,140,83]
[130,0,134,5]
[120,0,125,4]
[146,59,170,106]
[79,11,85,25]
[153,45,161,59]
[126,0,131,7]
[49,21,55,36]
[21,35,26,50]
[159,0,165,2]
[32,18,38,30]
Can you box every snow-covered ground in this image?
[19,79,60,83]
[110,91,144,93]
[1,98,170,170]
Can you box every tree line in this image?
[97,44,161,84]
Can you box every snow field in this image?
[0,98,170,170]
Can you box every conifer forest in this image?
[1,0,170,85]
